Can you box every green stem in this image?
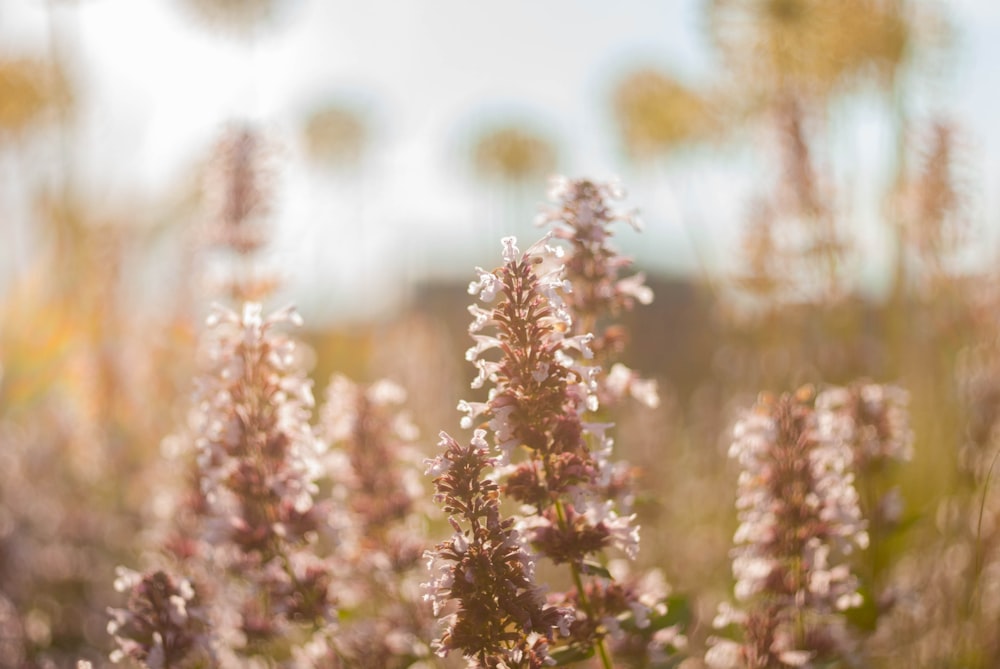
[553,497,613,669]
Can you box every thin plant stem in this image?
[553,496,614,669]
[971,448,1000,614]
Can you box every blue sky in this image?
[1,0,997,320]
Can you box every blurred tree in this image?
[468,122,557,253]
[471,124,557,185]
[706,0,928,101]
[612,68,715,161]
[176,0,295,36]
[301,102,369,171]
[0,57,72,140]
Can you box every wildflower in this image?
[424,430,568,668]
[193,303,324,559]
[318,374,422,535]
[107,570,214,668]
[316,374,436,666]
[461,235,622,554]
[452,231,664,668]
[179,0,287,37]
[612,69,714,160]
[535,176,658,409]
[201,126,279,301]
[815,383,914,469]
[709,388,868,667]
[133,301,336,663]
[471,125,557,184]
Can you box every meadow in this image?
[1,1,997,667]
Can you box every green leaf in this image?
[550,644,595,666]
[649,594,692,631]
[580,560,613,579]
[844,583,879,631]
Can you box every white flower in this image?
[468,267,500,302]
[457,400,489,430]
[616,273,654,305]
[704,638,743,668]
[113,566,141,593]
[467,304,494,333]
[778,649,813,666]
[466,334,503,362]
[501,236,520,263]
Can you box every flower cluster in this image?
[707,388,869,668]
[462,235,638,561]
[816,382,913,538]
[193,303,323,553]
[194,302,335,656]
[815,383,913,471]
[535,177,657,409]
[451,228,664,667]
[314,375,435,667]
[111,302,336,666]
[319,375,423,538]
[201,125,279,301]
[423,430,568,668]
[107,569,214,668]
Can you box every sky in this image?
[1,0,998,321]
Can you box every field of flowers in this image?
[2,1,998,668]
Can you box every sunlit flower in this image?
[423,430,568,667]
[709,388,868,667]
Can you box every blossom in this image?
[708,388,868,667]
[312,373,437,665]
[535,176,657,410]
[444,229,666,667]
[107,570,214,668]
[815,383,914,468]
[153,302,336,662]
[423,430,568,668]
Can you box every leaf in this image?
[844,583,879,631]
[580,560,613,579]
[642,594,692,632]
[550,644,595,666]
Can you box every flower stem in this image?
[553,497,614,669]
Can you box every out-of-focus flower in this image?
[176,0,294,36]
[201,125,280,301]
[707,0,939,100]
[535,176,658,409]
[107,569,214,668]
[126,302,336,664]
[895,121,969,293]
[316,374,436,667]
[708,388,868,667]
[203,126,274,256]
[816,383,914,470]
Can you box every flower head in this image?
[710,388,868,667]
[424,431,568,667]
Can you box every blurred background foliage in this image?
[1,0,1000,667]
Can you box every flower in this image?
[107,570,214,668]
[709,388,868,667]
[143,302,337,662]
[535,177,658,409]
[446,229,668,667]
[424,431,568,668]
